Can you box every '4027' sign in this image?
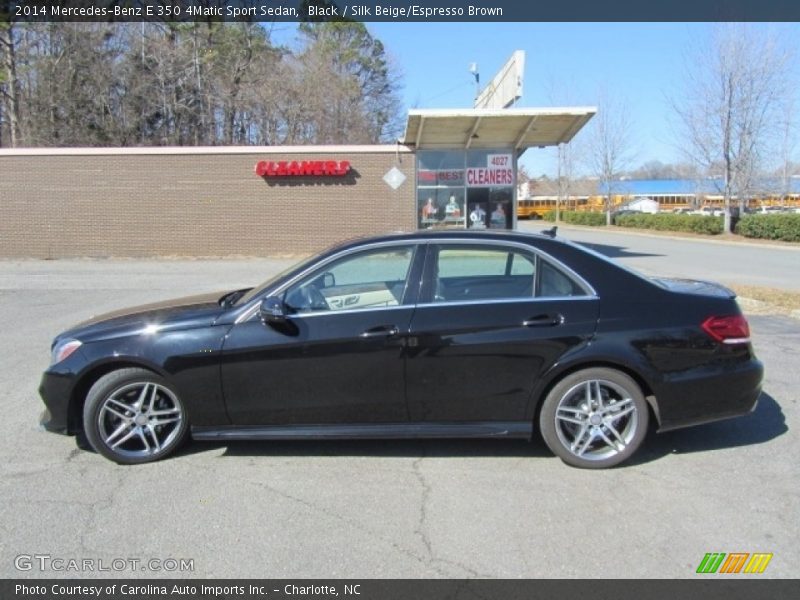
[466,153,514,188]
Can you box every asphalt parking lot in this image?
[0,244,797,579]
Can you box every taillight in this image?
[701,315,751,345]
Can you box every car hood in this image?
[58,291,228,343]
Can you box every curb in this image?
[736,296,800,321]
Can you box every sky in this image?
[270,22,800,178]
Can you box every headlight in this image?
[51,339,82,365]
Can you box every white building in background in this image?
[623,196,660,213]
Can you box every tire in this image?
[539,367,649,469]
[82,368,189,465]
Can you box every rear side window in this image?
[429,244,589,303]
[433,246,536,302]
[538,260,587,298]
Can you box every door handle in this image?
[360,326,400,339]
[523,313,564,327]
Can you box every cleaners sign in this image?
[466,154,514,188]
[255,160,351,177]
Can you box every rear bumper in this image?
[653,357,764,432]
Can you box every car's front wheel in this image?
[539,367,649,469]
[83,368,188,464]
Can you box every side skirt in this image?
[191,422,532,441]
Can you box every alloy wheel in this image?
[97,382,184,460]
[553,379,639,462]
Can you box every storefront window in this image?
[417,151,465,229]
[466,150,514,230]
[417,150,515,230]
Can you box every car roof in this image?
[336,228,561,248]
[240,226,665,309]
[327,229,666,300]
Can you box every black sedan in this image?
[39,230,763,468]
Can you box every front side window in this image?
[284,246,415,314]
[432,245,536,302]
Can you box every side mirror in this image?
[259,296,287,325]
[322,272,335,288]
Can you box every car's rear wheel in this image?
[539,367,648,469]
[83,368,188,464]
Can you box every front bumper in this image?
[38,370,76,434]
[654,357,764,432]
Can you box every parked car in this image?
[691,206,724,217]
[746,206,794,215]
[40,230,763,469]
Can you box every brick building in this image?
[0,108,594,258]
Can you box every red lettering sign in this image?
[255,160,351,177]
[417,169,465,185]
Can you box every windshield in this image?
[233,254,319,307]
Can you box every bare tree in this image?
[543,75,588,220]
[0,21,20,146]
[672,24,794,232]
[555,140,586,219]
[776,94,797,207]
[586,90,635,225]
[1,22,403,148]
[296,22,402,144]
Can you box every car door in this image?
[220,243,422,425]
[405,241,599,423]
